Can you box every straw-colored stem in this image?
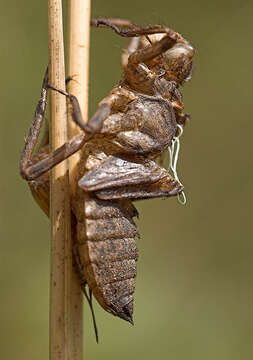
[65,0,91,358]
[67,0,91,192]
[48,1,71,359]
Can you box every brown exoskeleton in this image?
[20,18,195,333]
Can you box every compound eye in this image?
[164,43,195,83]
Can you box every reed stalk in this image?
[65,0,91,358]
[48,1,71,359]
[48,0,91,358]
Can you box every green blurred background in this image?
[1,0,253,359]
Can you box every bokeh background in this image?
[1,0,252,359]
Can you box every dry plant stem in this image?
[67,0,90,194]
[65,0,91,357]
[48,1,71,360]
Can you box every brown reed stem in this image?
[48,1,71,359]
[67,2,91,192]
[65,0,91,358]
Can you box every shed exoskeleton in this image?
[20,18,195,332]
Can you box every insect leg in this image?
[91,17,137,29]
[92,18,175,68]
[20,68,49,178]
[92,19,186,66]
[47,84,110,133]
[28,146,51,216]
[20,90,110,181]
[127,35,177,65]
[91,18,183,42]
[20,132,86,181]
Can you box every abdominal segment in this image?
[76,194,139,324]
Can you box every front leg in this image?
[92,18,184,66]
[91,18,183,43]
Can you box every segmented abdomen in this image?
[76,193,139,324]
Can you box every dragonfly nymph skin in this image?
[20,17,195,326]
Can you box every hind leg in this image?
[20,74,110,181]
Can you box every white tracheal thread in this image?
[168,124,187,205]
